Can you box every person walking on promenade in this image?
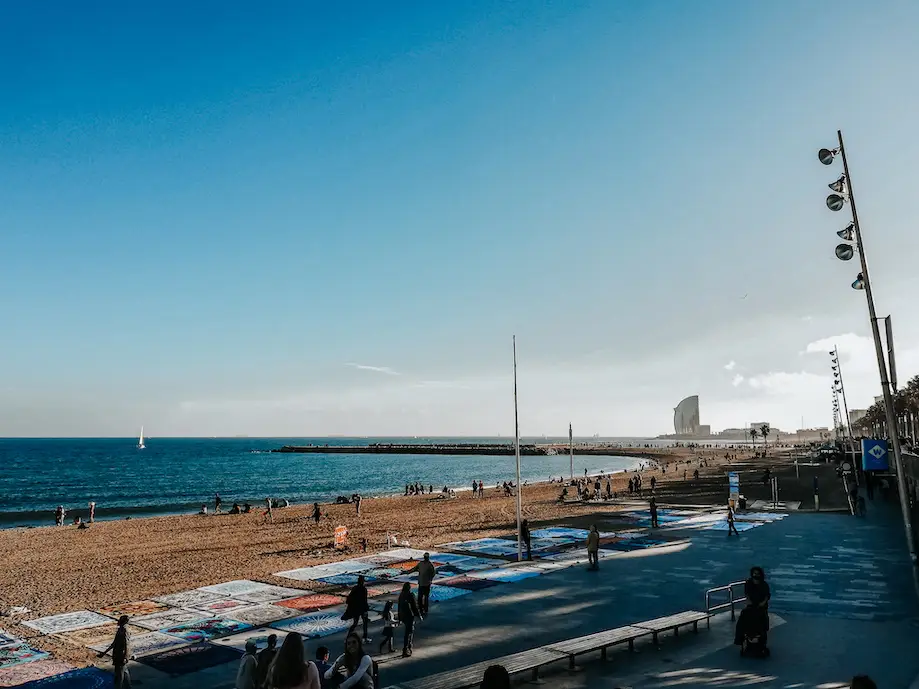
[520,519,533,561]
[586,524,600,571]
[378,601,396,654]
[215,493,222,514]
[727,502,739,536]
[650,497,659,528]
[398,582,422,657]
[342,576,371,643]
[97,615,132,688]
[407,553,436,616]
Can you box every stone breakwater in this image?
[272,442,671,459]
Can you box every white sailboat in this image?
[138,426,146,450]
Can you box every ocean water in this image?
[0,437,645,528]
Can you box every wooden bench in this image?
[545,624,651,668]
[633,610,710,644]
[400,647,569,689]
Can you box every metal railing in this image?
[704,581,746,621]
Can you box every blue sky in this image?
[3,1,919,436]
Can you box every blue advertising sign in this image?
[861,439,890,471]
[728,471,740,499]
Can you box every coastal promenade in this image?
[112,492,919,689]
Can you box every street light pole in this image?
[834,130,919,597]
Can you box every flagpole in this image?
[513,336,523,562]
[569,423,574,481]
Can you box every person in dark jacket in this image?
[255,634,278,688]
[735,566,771,647]
[520,519,532,561]
[342,576,371,643]
[398,582,422,657]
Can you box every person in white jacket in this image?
[325,634,374,689]
[235,640,258,689]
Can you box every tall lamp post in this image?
[819,130,919,597]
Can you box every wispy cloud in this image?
[345,363,400,376]
[724,360,736,371]
[731,374,745,387]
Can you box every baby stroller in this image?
[736,605,770,657]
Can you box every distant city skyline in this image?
[3,1,919,437]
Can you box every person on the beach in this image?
[312,502,321,525]
[256,634,278,688]
[693,468,700,480]
[354,494,362,517]
[215,493,222,513]
[97,615,132,688]
[266,632,320,689]
[650,497,659,528]
[520,519,532,561]
[627,478,634,496]
[379,600,396,654]
[243,502,252,513]
[407,553,436,615]
[55,505,65,526]
[472,480,478,497]
[236,639,258,689]
[264,498,273,523]
[199,504,208,515]
[89,501,96,523]
[482,664,511,689]
[398,582,422,657]
[586,524,600,570]
[605,478,611,499]
[727,502,739,536]
[230,503,241,514]
[650,476,656,493]
[325,634,374,689]
[342,576,371,642]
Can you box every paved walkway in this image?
[122,490,919,688]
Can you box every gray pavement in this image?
[124,491,919,688]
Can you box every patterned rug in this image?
[190,599,254,616]
[23,612,113,635]
[352,553,405,566]
[140,641,242,676]
[413,585,473,602]
[161,618,251,642]
[131,610,205,631]
[0,632,17,645]
[97,601,169,620]
[467,567,544,583]
[198,580,268,596]
[269,610,351,638]
[363,567,404,580]
[14,666,112,688]
[56,624,130,648]
[276,595,345,612]
[89,631,188,657]
[152,590,225,609]
[0,659,74,687]
[234,586,307,604]
[315,574,380,587]
[225,604,299,626]
[0,642,49,669]
[436,576,501,591]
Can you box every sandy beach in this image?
[0,444,804,667]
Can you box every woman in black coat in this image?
[343,575,371,642]
[398,582,422,657]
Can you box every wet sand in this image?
[0,445,768,665]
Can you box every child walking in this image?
[379,601,396,654]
